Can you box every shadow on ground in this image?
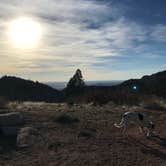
[131,135,166,161]
[0,134,17,153]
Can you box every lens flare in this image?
[132,85,138,91]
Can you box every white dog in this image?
[114,111,155,137]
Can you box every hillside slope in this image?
[0,70,165,103]
[119,70,166,97]
[0,76,63,102]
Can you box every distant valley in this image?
[45,80,123,90]
[0,70,165,103]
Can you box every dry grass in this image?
[1,101,166,166]
[141,96,166,111]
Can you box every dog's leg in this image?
[146,128,155,138]
[122,119,128,135]
[138,126,143,134]
[122,126,127,134]
[122,123,128,136]
[146,129,151,138]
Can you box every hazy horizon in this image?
[0,0,166,81]
[0,69,165,82]
[45,80,123,89]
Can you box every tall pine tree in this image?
[67,69,85,89]
[66,69,85,97]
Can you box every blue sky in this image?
[0,0,166,81]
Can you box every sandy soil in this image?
[0,102,166,166]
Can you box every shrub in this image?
[66,98,74,107]
[144,102,166,111]
[78,128,96,138]
[7,101,19,111]
[54,114,80,124]
[141,95,166,111]
[47,141,64,151]
[92,94,110,106]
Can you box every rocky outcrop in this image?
[0,112,24,136]
[1,126,19,136]
[0,112,24,126]
[16,127,44,148]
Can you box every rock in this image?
[1,126,19,136]
[0,112,24,126]
[0,109,9,114]
[16,127,44,148]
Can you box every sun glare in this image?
[8,18,42,48]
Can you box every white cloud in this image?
[150,24,166,42]
[0,0,165,81]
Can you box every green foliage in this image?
[73,86,142,106]
[65,69,85,98]
[66,69,85,89]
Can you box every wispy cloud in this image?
[0,0,165,81]
[150,24,166,42]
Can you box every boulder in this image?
[16,127,44,148]
[0,112,24,126]
[1,126,19,136]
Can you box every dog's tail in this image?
[114,118,125,128]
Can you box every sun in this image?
[8,18,42,48]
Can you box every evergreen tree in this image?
[67,69,85,89]
[66,69,85,96]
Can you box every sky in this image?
[0,0,166,82]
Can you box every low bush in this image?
[47,141,64,151]
[144,102,166,111]
[54,114,80,124]
[78,128,96,138]
[66,98,74,107]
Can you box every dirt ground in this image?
[0,102,166,166]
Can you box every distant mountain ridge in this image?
[0,76,63,102]
[45,80,123,89]
[119,70,166,97]
[0,70,165,102]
